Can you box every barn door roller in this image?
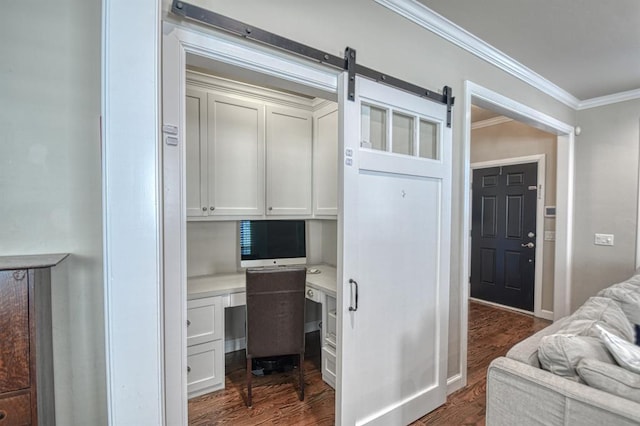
[171,0,455,127]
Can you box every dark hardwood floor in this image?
[188,301,550,425]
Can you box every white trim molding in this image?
[375,0,640,110]
[459,80,575,399]
[578,88,640,110]
[102,0,163,424]
[374,0,580,109]
[471,116,513,130]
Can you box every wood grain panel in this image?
[0,391,31,426]
[0,272,30,394]
[188,303,550,425]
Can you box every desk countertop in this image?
[187,264,337,300]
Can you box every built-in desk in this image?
[186,265,337,398]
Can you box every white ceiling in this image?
[417,0,640,101]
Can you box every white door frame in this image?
[470,155,551,320]
[162,23,339,425]
[452,80,575,394]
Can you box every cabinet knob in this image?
[0,410,6,420]
[187,319,191,327]
[210,206,215,211]
[12,270,26,281]
[187,366,191,373]
[268,207,273,211]
[307,289,314,298]
[202,207,207,212]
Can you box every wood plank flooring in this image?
[188,301,550,425]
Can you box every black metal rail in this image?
[171,0,454,126]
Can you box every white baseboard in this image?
[539,309,554,321]
[447,373,464,395]
[224,320,321,354]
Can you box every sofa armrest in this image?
[486,357,640,426]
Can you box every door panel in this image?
[339,75,451,425]
[471,163,537,311]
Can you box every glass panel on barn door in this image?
[392,112,414,156]
[419,119,439,160]
[361,104,387,151]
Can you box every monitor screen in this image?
[240,220,306,267]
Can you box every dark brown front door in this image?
[471,163,537,311]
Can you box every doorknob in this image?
[521,242,534,249]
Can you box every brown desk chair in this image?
[245,266,307,407]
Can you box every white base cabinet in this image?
[187,296,224,397]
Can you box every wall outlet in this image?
[594,233,614,246]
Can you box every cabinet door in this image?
[266,106,312,215]
[187,296,223,347]
[186,89,208,217]
[0,271,30,394]
[313,104,338,216]
[208,94,265,216]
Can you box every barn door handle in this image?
[521,242,534,249]
[348,279,359,312]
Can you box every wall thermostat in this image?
[545,206,556,218]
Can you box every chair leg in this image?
[246,357,252,407]
[299,352,304,401]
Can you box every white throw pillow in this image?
[597,324,640,374]
[538,334,615,381]
[598,286,640,325]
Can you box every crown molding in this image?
[471,116,513,130]
[577,88,640,110]
[375,0,581,109]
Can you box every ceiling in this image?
[417,0,640,101]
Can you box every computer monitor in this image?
[239,220,307,268]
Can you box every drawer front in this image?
[0,392,31,426]
[187,340,225,399]
[187,296,223,346]
[321,346,336,389]
[305,286,322,303]
[0,271,31,393]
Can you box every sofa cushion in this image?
[597,325,640,374]
[577,358,640,404]
[557,319,633,342]
[568,297,634,341]
[538,334,615,381]
[598,286,640,325]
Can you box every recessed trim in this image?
[471,116,513,130]
[375,0,640,110]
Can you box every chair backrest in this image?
[245,266,307,358]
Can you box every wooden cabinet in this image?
[0,254,67,426]
[186,296,224,398]
[266,106,312,216]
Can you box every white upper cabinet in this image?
[313,103,338,216]
[207,94,265,216]
[266,106,312,216]
[185,89,208,217]
[185,73,337,220]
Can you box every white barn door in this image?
[337,75,452,425]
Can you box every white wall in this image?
[0,1,105,425]
[471,120,557,311]
[573,99,640,309]
[164,0,575,380]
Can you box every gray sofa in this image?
[486,275,640,425]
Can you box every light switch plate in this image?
[544,231,556,241]
[594,233,614,246]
